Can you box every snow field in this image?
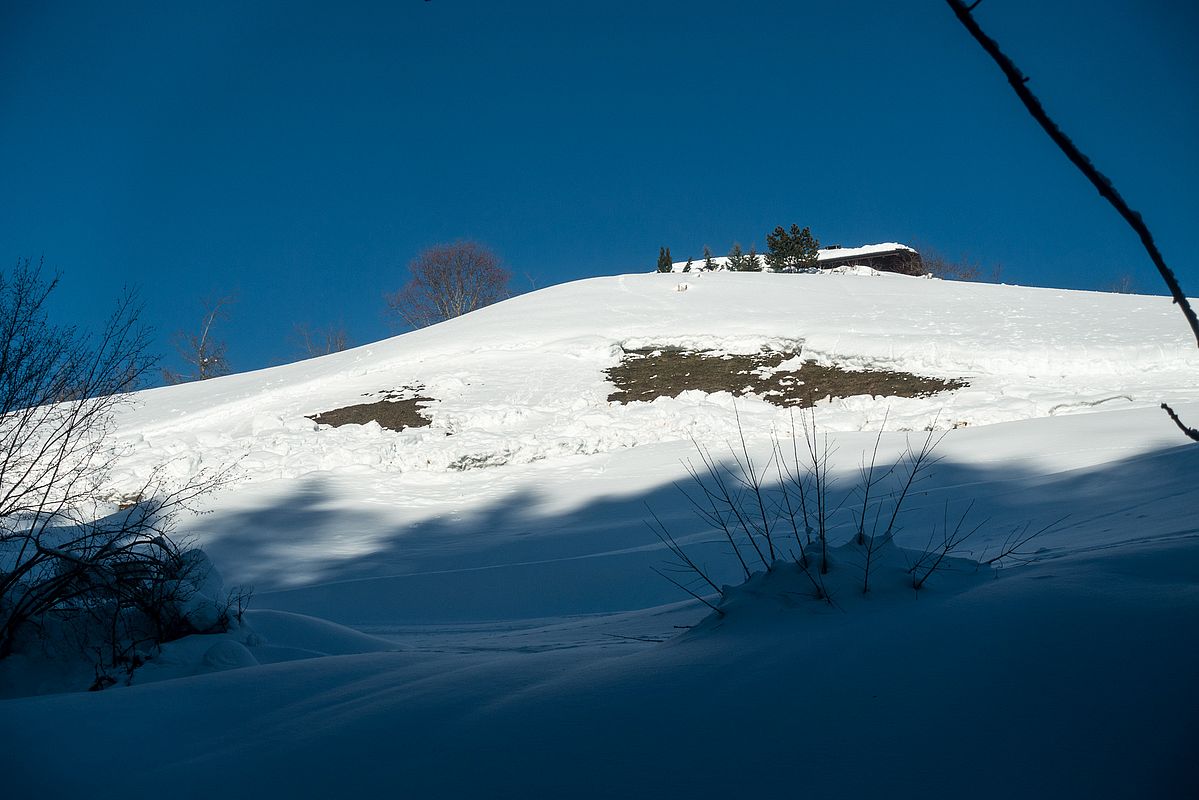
[106,272,1199,494]
[3,270,1197,797]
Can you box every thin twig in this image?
[983,514,1068,566]
[651,567,725,617]
[645,505,724,596]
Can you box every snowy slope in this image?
[109,270,1198,487]
[96,271,1199,597]
[3,270,1197,798]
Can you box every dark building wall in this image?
[819,248,922,275]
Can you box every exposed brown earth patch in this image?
[310,388,436,432]
[606,348,966,408]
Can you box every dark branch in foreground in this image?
[945,0,1199,349]
[1161,403,1199,442]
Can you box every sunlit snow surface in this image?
[4,271,1197,798]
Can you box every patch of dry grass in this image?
[606,348,965,407]
[310,387,435,431]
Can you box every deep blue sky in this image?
[3,0,1197,377]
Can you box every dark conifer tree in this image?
[765,225,791,272]
[657,246,672,273]
[765,224,820,271]
[727,242,746,271]
[745,244,763,272]
[795,226,820,268]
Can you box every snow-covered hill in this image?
[110,269,1198,485]
[4,270,1197,798]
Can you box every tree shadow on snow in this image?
[182,436,1199,628]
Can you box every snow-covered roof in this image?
[816,242,915,261]
[668,242,915,272]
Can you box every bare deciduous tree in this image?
[292,322,350,358]
[385,241,510,330]
[163,294,235,384]
[0,259,237,675]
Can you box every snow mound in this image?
[702,538,995,631]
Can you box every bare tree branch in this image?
[650,567,725,617]
[1161,402,1199,442]
[944,0,1199,348]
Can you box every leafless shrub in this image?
[163,293,236,384]
[293,322,350,358]
[851,421,894,592]
[1101,274,1137,294]
[649,408,1057,612]
[887,251,929,277]
[10,481,232,683]
[982,516,1067,568]
[0,260,241,682]
[921,249,1002,283]
[0,259,153,535]
[907,500,986,590]
[774,411,840,598]
[384,241,511,330]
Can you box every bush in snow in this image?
[900,246,1002,282]
[649,411,1058,614]
[0,259,241,688]
[5,506,249,689]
